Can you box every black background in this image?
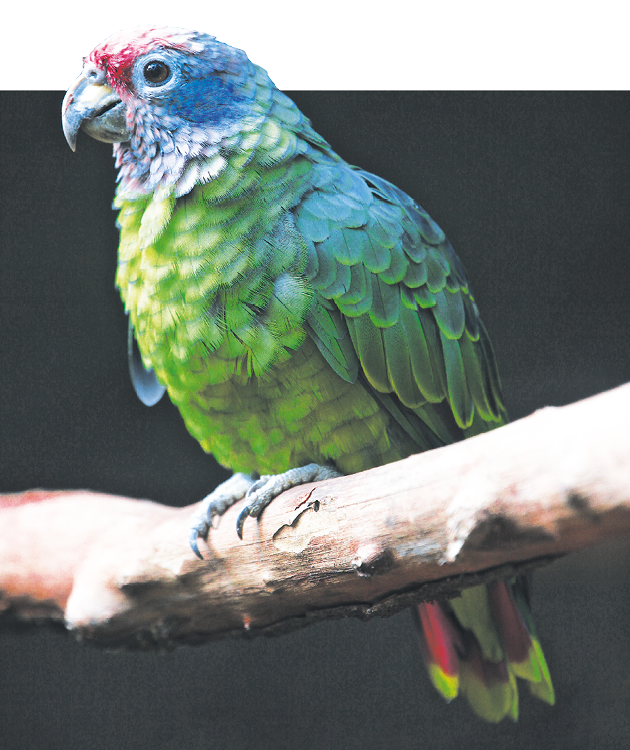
[1,91,629,749]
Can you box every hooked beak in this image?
[62,65,131,151]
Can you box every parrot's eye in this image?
[143,60,171,85]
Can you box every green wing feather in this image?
[295,163,507,449]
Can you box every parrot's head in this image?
[62,26,268,195]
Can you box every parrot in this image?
[62,26,554,722]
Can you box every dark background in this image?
[1,91,629,748]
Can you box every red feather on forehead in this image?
[87,26,201,91]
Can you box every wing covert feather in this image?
[296,163,506,450]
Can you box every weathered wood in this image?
[2,383,630,649]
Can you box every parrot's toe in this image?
[235,463,342,539]
[189,472,257,558]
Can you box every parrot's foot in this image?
[188,464,341,558]
[235,463,342,539]
[189,472,257,559]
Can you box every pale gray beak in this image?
[62,65,130,151]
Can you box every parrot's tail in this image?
[414,578,554,722]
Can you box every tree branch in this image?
[2,383,630,649]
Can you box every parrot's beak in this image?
[62,65,131,151]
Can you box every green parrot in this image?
[62,26,554,721]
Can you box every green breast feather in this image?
[114,89,505,476]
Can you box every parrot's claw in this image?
[189,472,257,559]
[235,463,342,539]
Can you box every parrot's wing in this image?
[295,163,506,450]
[127,315,167,406]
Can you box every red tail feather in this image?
[487,580,532,664]
[416,601,462,678]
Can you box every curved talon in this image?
[238,477,267,537]
[236,505,250,539]
[189,529,204,560]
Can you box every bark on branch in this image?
[2,383,630,649]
